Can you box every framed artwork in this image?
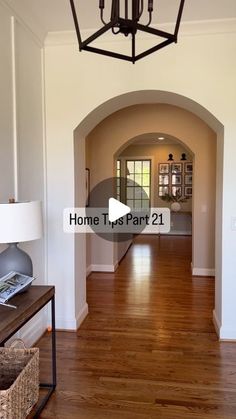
[158,161,193,200]
[159,174,169,185]
[85,168,90,207]
[171,174,182,185]
[185,186,192,197]
[171,163,182,174]
[159,163,169,174]
[159,186,169,197]
[185,174,192,185]
[185,162,193,173]
[172,186,182,197]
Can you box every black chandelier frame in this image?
[70,0,185,63]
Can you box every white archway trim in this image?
[74,90,224,337]
[75,90,223,137]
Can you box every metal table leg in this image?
[34,295,57,417]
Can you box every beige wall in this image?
[86,104,216,271]
[45,22,236,337]
[119,142,193,211]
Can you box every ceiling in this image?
[130,134,180,146]
[22,0,236,35]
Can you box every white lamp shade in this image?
[0,201,43,243]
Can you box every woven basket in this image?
[0,340,39,419]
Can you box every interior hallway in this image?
[38,235,236,419]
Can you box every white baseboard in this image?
[213,309,220,337]
[213,310,236,340]
[86,265,92,277]
[55,316,77,330]
[76,303,89,328]
[218,326,236,340]
[163,231,192,236]
[18,303,89,334]
[113,261,119,271]
[90,263,118,272]
[192,266,215,277]
[19,311,47,347]
[56,303,88,331]
[88,240,132,275]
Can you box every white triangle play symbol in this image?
[109,198,131,223]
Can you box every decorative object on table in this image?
[170,202,181,212]
[0,272,35,307]
[185,162,193,173]
[0,339,39,419]
[159,163,169,174]
[171,163,182,174]
[70,0,185,64]
[168,153,174,161]
[180,153,187,161]
[0,201,43,278]
[160,190,189,212]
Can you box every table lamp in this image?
[0,201,43,278]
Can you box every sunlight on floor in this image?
[131,244,152,276]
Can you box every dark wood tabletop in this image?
[0,285,55,344]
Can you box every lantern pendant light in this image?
[70,0,185,63]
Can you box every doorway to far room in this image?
[116,134,193,236]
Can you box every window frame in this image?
[125,158,151,209]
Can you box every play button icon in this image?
[109,198,131,222]
[85,176,150,242]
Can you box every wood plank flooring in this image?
[38,235,236,418]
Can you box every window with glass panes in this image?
[116,160,121,201]
[126,160,151,209]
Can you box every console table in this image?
[0,285,56,418]
[170,211,192,235]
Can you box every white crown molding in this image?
[1,0,46,46]
[45,30,77,47]
[45,18,236,47]
[179,17,236,36]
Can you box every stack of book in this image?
[0,272,34,308]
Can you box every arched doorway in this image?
[74,90,223,336]
[114,133,194,253]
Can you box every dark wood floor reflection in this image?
[39,235,236,418]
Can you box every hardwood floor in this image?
[38,235,236,418]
